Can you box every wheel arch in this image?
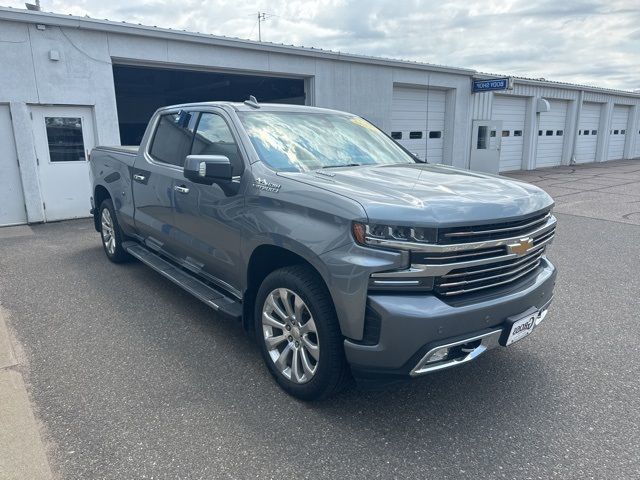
[243,243,333,335]
[93,184,112,232]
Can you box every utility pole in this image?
[257,12,266,42]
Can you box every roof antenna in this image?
[25,0,41,10]
[244,95,260,108]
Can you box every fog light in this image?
[427,348,449,363]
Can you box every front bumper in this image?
[344,258,556,380]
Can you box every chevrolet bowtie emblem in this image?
[508,237,534,256]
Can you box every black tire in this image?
[98,199,131,263]
[255,265,351,401]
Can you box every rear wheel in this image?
[255,265,350,400]
[99,199,131,263]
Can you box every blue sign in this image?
[472,77,512,93]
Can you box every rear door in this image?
[132,110,198,255]
[172,109,246,295]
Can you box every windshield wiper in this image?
[321,163,361,169]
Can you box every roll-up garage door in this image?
[636,124,640,158]
[391,86,445,163]
[492,95,526,171]
[535,99,568,168]
[575,102,601,164]
[607,105,630,160]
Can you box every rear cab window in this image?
[149,111,198,166]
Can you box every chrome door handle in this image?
[133,174,146,182]
[174,185,190,194]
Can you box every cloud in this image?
[6,0,639,90]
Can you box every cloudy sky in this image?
[6,0,639,90]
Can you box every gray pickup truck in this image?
[89,99,557,400]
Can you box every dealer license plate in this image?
[505,311,538,346]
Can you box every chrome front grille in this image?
[434,248,544,297]
[438,210,551,244]
[370,212,557,297]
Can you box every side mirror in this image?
[184,155,232,185]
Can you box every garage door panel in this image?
[575,102,600,164]
[391,86,446,163]
[607,105,629,161]
[493,95,527,172]
[535,99,568,167]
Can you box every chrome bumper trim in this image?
[410,299,553,376]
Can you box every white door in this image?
[535,99,568,168]
[469,119,503,174]
[31,106,96,221]
[575,102,601,164]
[607,105,629,161]
[492,95,527,171]
[391,86,446,163]
[0,105,28,226]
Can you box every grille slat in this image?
[434,244,549,297]
[438,210,551,245]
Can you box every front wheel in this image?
[255,265,350,400]
[99,199,131,263]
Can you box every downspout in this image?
[570,90,584,165]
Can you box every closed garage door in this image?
[575,102,601,164]
[636,125,640,158]
[492,95,526,171]
[536,99,568,168]
[391,86,445,163]
[607,105,630,160]
[0,105,27,226]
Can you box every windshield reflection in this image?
[238,111,416,172]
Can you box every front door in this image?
[172,109,246,295]
[31,106,96,221]
[469,120,502,174]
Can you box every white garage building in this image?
[1,7,639,226]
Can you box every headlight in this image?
[352,222,436,250]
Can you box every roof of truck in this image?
[159,101,352,115]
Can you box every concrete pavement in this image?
[1,159,639,479]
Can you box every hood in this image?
[279,163,553,226]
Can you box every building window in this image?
[477,125,487,149]
[490,130,496,137]
[391,132,402,140]
[501,130,510,137]
[546,130,553,136]
[556,130,563,136]
[538,130,543,136]
[429,131,442,139]
[591,130,597,135]
[409,131,423,139]
[44,117,86,162]
[614,130,619,135]
[584,130,590,135]
[513,130,522,137]
[621,129,626,135]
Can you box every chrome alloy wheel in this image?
[100,208,116,255]
[262,288,320,384]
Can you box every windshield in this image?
[237,111,417,172]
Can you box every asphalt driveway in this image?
[1,159,639,479]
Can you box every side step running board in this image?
[123,241,242,321]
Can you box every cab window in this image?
[149,111,197,166]
[192,113,244,175]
